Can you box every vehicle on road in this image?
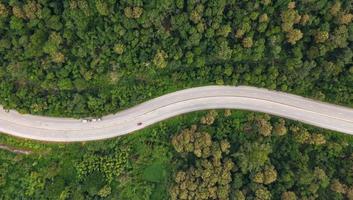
[1,86,352,142]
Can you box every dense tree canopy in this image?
[0,0,352,199]
[0,0,351,117]
[0,109,353,199]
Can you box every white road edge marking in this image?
[0,86,352,142]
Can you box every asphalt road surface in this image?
[0,86,352,142]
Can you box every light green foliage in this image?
[286,29,303,44]
[235,29,245,38]
[76,148,130,182]
[142,162,167,182]
[224,65,233,76]
[10,17,24,30]
[331,179,347,194]
[0,3,8,17]
[217,24,232,37]
[25,172,45,196]
[58,79,73,90]
[171,125,213,158]
[279,3,304,45]
[59,188,70,200]
[153,50,168,68]
[0,0,352,198]
[23,1,40,19]
[314,167,329,188]
[0,0,350,118]
[117,122,174,200]
[233,190,245,200]
[114,44,125,55]
[235,142,272,173]
[280,6,301,32]
[124,7,143,19]
[259,13,269,23]
[215,41,232,60]
[291,126,326,145]
[51,52,65,63]
[200,110,218,125]
[98,185,112,197]
[0,111,352,199]
[331,25,349,48]
[12,6,25,19]
[281,191,297,200]
[256,116,273,137]
[291,126,311,143]
[315,31,329,43]
[310,133,326,145]
[242,37,253,48]
[170,125,234,200]
[170,159,234,200]
[255,188,272,200]
[190,4,204,24]
[95,0,109,16]
[330,2,341,16]
[273,119,287,136]
[0,163,8,186]
[43,32,62,55]
[253,165,278,185]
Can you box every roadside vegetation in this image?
[0,0,352,199]
[1,110,353,199]
[0,0,352,117]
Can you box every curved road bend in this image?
[0,86,352,142]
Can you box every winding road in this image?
[0,86,352,142]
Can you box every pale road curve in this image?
[0,86,353,142]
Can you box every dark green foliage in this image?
[0,0,352,199]
[235,142,272,173]
[81,171,106,196]
[0,111,353,199]
[142,162,167,183]
[170,111,353,200]
[0,0,351,118]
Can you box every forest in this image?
[1,110,353,199]
[0,0,352,117]
[0,0,353,199]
